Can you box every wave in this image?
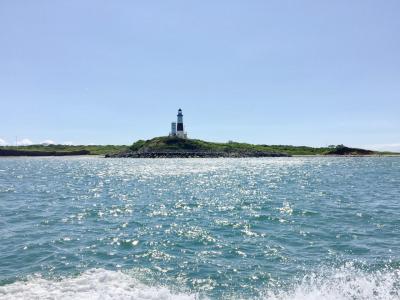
[0,269,197,300]
[264,263,400,300]
[0,264,399,300]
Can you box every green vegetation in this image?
[0,144,129,155]
[324,144,374,155]
[130,136,286,153]
[129,137,385,156]
[1,138,397,157]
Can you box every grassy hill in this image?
[114,136,290,157]
[130,137,294,154]
[127,137,380,156]
[324,145,375,155]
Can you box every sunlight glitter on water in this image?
[0,157,399,299]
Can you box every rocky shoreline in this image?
[105,150,291,158]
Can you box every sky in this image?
[1,1,399,151]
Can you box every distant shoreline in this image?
[1,154,399,158]
[0,149,90,157]
[1,137,398,157]
[105,151,291,158]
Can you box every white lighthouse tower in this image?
[169,108,187,138]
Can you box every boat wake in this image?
[0,264,399,299]
[0,269,197,300]
[264,263,400,300]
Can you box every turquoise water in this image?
[0,157,399,299]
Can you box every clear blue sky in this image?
[1,1,399,151]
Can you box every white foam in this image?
[1,265,399,300]
[264,264,400,300]
[0,269,197,300]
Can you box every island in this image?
[106,137,291,158]
[105,137,391,158]
[0,138,396,157]
[2,109,397,157]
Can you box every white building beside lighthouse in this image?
[169,108,187,139]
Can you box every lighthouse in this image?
[169,108,187,139]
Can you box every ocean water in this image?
[0,157,399,300]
